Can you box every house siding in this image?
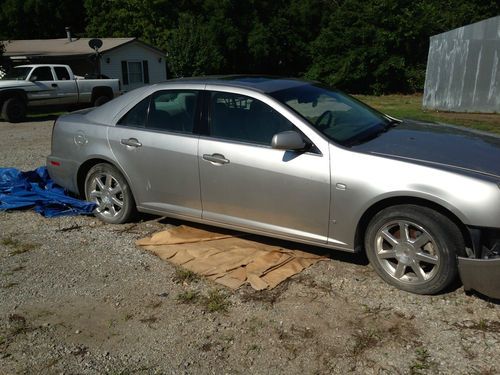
[101,42,166,91]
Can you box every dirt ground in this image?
[0,119,499,375]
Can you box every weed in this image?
[173,268,199,284]
[203,289,230,313]
[409,347,435,375]
[200,342,213,352]
[8,314,29,336]
[246,344,261,354]
[176,290,200,304]
[124,313,134,321]
[351,329,379,357]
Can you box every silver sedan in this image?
[47,77,500,298]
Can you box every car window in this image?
[209,92,294,145]
[31,67,53,81]
[117,97,150,128]
[54,67,71,80]
[147,90,198,134]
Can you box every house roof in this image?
[2,37,165,58]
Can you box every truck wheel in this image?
[2,97,26,123]
[365,205,464,295]
[93,95,111,107]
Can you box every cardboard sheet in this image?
[136,225,326,290]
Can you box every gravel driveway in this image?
[1,119,499,375]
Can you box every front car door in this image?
[198,87,331,244]
[53,66,78,105]
[26,66,58,106]
[108,88,203,219]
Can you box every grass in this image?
[356,94,500,134]
[409,347,435,375]
[203,289,230,313]
[173,267,199,284]
[176,290,200,304]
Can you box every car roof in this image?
[163,75,312,94]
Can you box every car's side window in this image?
[117,97,150,128]
[31,67,54,81]
[147,90,198,134]
[209,91,295,145]
[54,67,71,80]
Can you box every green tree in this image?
[0,0,86,39]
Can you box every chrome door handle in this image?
[121,138,142,147]
[202,153,230,164]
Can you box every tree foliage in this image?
[1,0,498,93]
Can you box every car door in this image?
[108,89,202,218]
[53,66,78,105]
[26,66,59,105]
[198,89,331,243]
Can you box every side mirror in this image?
[271,130,307,151]
[29,75,37,81]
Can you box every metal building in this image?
[423,16,500,113]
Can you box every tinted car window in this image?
[54,67,71,80]
[31,67,53,81]
[117,97,150,128]
[209,92,294,145]
[147,90,198,134]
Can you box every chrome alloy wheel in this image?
[374,220,440,284]
[88,173,124,219]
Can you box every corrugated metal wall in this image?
[423,16,500,113]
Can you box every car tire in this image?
[365,204,464,295]
[84,163,136,224]
[2,97,27,123]
[93,95,111,107]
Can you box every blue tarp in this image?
[0,167,96,217]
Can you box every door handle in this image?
[121,138,142,147]
[51,83,58,87]
[202,153,230,165]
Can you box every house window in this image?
[128,61,143,84]
[121,60,150,87]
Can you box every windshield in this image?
[271,84,390,146]
[2,67,32,80]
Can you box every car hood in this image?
[0,80,31,89]
[352,120,500,179]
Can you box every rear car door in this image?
[198,89,331,243]
[53,66,78,105]
[108,89,202,218]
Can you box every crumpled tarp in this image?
[137,225,326,290]
[0,166,96,217]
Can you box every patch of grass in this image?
[123,313,134,322]
[203,289,230,313]
[409,347,436,375]
[173,267,199,284]
[1,237,40,256]
[176,290,200,304]
[356,94,500,134]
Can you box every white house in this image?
[2,36,167,91]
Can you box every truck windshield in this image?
[2,67,32,80]
[271,84,391,146]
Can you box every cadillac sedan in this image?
[47,76,500,298]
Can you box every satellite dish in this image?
[88,38,103,51]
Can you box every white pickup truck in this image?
[0,64,121,123]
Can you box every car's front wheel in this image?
[84,163,136,224]
[365,205,464,295]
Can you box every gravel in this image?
[0,119,499,374]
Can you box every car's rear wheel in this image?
[365,205,464,295]
[2,97,26,123]
[84,163,135,224]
